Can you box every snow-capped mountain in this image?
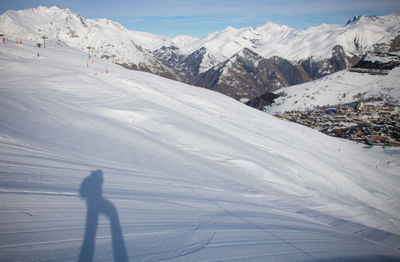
[1,6,399,102]
[173,13,400,72]
[152,13,400,101]
[173,14,399,100]
[0,6,176,77]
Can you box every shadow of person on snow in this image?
[78,169,128,262]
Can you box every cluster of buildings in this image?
[275,102,400,146]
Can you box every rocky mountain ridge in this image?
[1,6,399,102]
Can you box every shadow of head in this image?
[80,169,104,198]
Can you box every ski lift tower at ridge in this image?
[41,36,48,48]
[87,46,94,59]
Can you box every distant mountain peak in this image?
[346,15,362,25]
[346,13,400,26]
[255,20,292,31]
[223,25,237,31]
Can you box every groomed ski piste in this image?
[1,40,400,261]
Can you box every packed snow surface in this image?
[1,40,400,261]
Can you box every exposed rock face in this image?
[190,48,310,100]
[199,48,266,99]
[389,35,400,52]
[189,45,361,103]
[181,47,207,83]
[299,45,360,80]
[151,46,183,80]
[154,46,312,100]
[153,44,363,103]
[153,46,206,83]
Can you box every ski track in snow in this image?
[0,40,400,261]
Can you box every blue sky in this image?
[0,0,399,37]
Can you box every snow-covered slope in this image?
[1,38,400,261]
[265,68,400,113]
[0,38,400,261]
[0,6,173,75]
